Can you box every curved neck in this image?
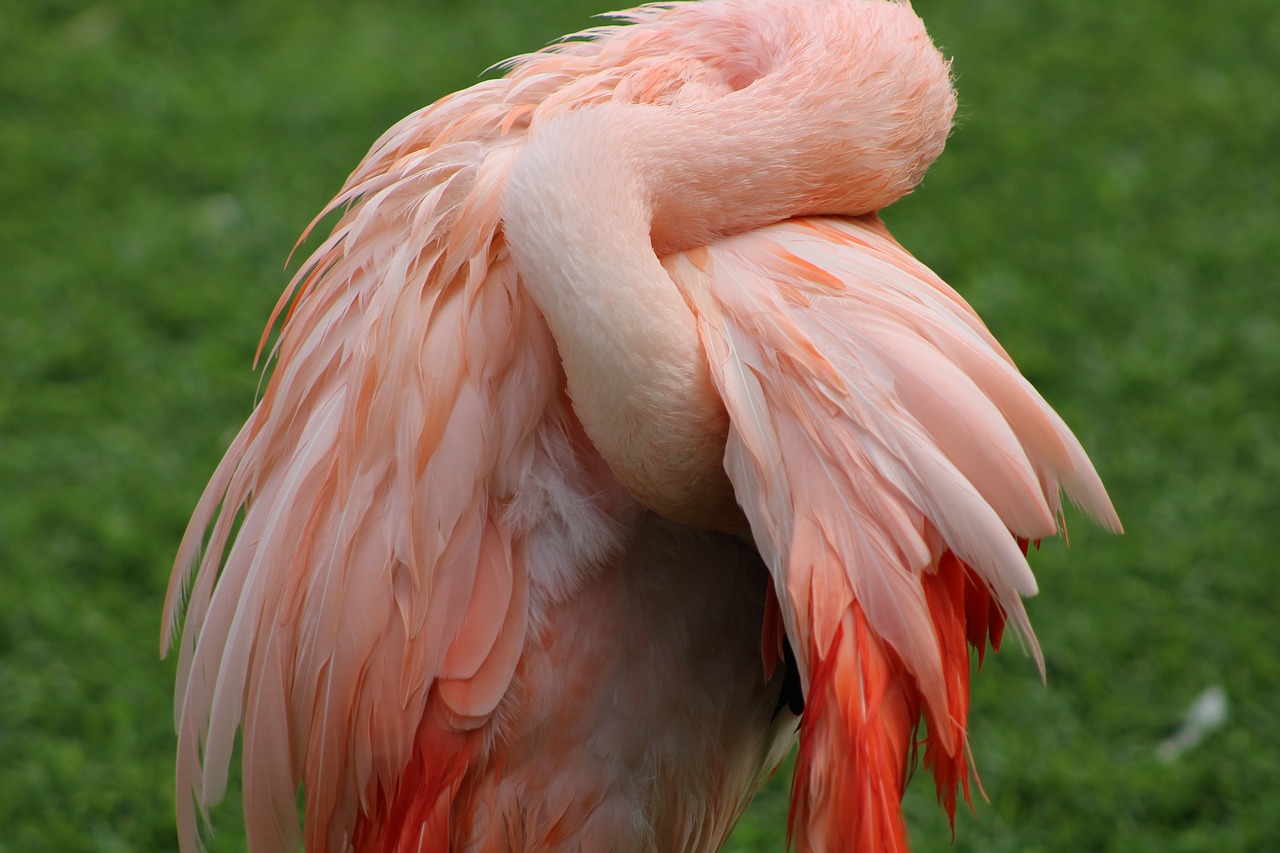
[502,110,740,529]
[499,0,954,527]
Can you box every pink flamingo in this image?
[164,1,1120,850]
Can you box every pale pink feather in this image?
[672,213,1120,685]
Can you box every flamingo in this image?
[163,0,1121,850]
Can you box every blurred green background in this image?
[2,1,1277,850]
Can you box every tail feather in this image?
[917,552,984,822]
[789,550,1006,852]
[790,605,918,853]
[962,553,1008,668]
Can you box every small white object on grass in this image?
[1156,685,1229,763]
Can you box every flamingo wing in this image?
[160,122,585,850]
[667,214,1121,850]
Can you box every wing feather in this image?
[672,214,1119,845]
[680,215,1118,661]
[163,125,561,849]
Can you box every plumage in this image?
[164,1,1120,851]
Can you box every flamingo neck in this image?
[500,0,955,526]
[502,109,739,529]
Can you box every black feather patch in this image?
[774,636,805,718]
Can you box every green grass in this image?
[3,1,1277,850]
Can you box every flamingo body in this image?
[164,1,1120,850]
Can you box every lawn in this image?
[2,1,1276,850]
